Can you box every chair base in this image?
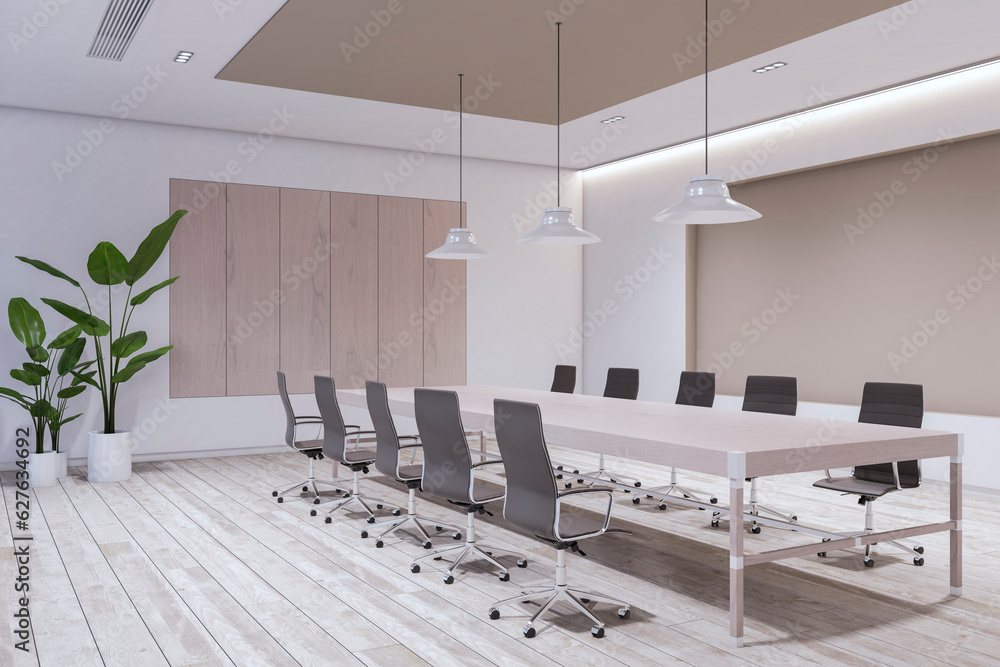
[363,486,462,548]
[817,499,925,566]
[711,477,798,532]
[641,467,718,508]
[271,456,350,504]
[313,469,397,522]
[410,510,526,582]
[489,548,629,637]
[570,453,641,491]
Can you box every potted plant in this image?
[0,299,88,487]
[17,210,186,482]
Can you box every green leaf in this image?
[54,413,82,429]
[88,241,129,286]
[0,387,29,406]
[127,345,172,367]
[57,385,86,399]
[28,399,51,418]
[126,210,186,286]
[130,276,178,306]
[110,331,147,358]
[15,256,80,288]
[8,297,46,347]
[70,370,100,389]
[10,369,41,386]
[110,360,147,384]
[48,325,83,349]
[27,346,49,363]
[41,299,110,337]
[57,338,86,376]
[22,363,50,377]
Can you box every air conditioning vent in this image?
[86,0,155,61]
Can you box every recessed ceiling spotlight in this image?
[174,51,193,63]
[754,61,786,74]
[600,115,625,124]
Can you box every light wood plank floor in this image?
[3,444,999,667]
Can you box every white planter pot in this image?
[27,451,59,489]
[55,451,68,478]
[88,431,132,483]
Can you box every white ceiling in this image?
[2,0,999,168]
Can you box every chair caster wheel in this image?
[632,497,640,504]
[556,466,563,471]
[517,559,528,568]
[366,516,375,524]
[392,509,401,516]
[343,493,351,499]
[452,532,462,540]
[817,552,826,557]
[410,564,420,573]
[565,483,573,489]
[580,598,590,604]
[790,515,798,522]
[498,572,510,582]
[277,497,284,504]
[376,504,383,510]
[272,491,278,497]
[522,626,536,638]
[434,556,443,561]
[489,608,500,620]
[634,481,641,488]
[864,558,875,568]
[443,575,454,585]
[711,519,719,528]
[751,526,761,534]
[710,497,718,504]
[572,470,579,475]
[360,530,368,538]
[556,474,562,479]
[914,546,924,554]
[646,494,652,499]
[914,557,924,566]
[310,510,317,517]
[313,498,321,505]
[658,504,668,511]
[422,541,433,550]
[591,626,605,638]
[375,540,384,548]
[302,486,309,493]
[324,517,332,524]
[618,608,630,620]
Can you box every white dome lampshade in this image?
[654,175,762,225]
[426,228,493,259]
[517,207,600,245]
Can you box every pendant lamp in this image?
[517,22,600,245]
[426,74,492,259]
[654,0,761,225]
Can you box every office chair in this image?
[362,381,462,548]
[638,371,719,509]
[813,382,926,567]
[550,364,577,393]
[271,371,349,504]
[712,375,799,532]
[409,388,527,584]
[488,399,631,639]
[309,376,397,524]
[568,368,642,490]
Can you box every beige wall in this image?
[697,131,1000,417]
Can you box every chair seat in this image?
[813,476,900,498]
[557,511,606,540]
[398,463,423,481]
[299,439,323,453]
[470,481,505,505]
[343,448,376,464]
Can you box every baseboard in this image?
[0,444,289,472]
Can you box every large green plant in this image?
[17,210,186,434]
[1,299,91,453]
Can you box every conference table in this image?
[337,384,963,648]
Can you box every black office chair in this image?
[309,376,397,523]
[712,375,799,532]
[638,371,719,509]
[488,399,631,639]
[569,368,642,490]
[272,371,349,504]
[550,365,577,393]
[362,381,461,548]
[813,382,926,567]
[409,389,527,584]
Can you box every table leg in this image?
[950,449,963,596]
[729,476,745,648]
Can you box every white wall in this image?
[0,105,582,467]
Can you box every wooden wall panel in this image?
[168,179,227,398]
[422,200,467,387]
[330,193,379,389]
[378,196,424,388]
[226,184,280,396]
[279,188,331,394]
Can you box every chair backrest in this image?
[314,375,349,461]
[676,371,715,408]
[277,371,296,447]
[414,388,474,504]
[366,381,406,479]
[855,382,923,488]
[604,367,639,400]
[550,365,577,394]
[493,399,559,541]
[742,375,797,416]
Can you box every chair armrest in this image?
[345,424,362,429]
[891,461,902,490]
[554,488,614,542]
[823,469,833,479]
[558,487,613,499]
[296,416,322,422]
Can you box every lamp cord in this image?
[459,73,464,228]
[556,21,561,208]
